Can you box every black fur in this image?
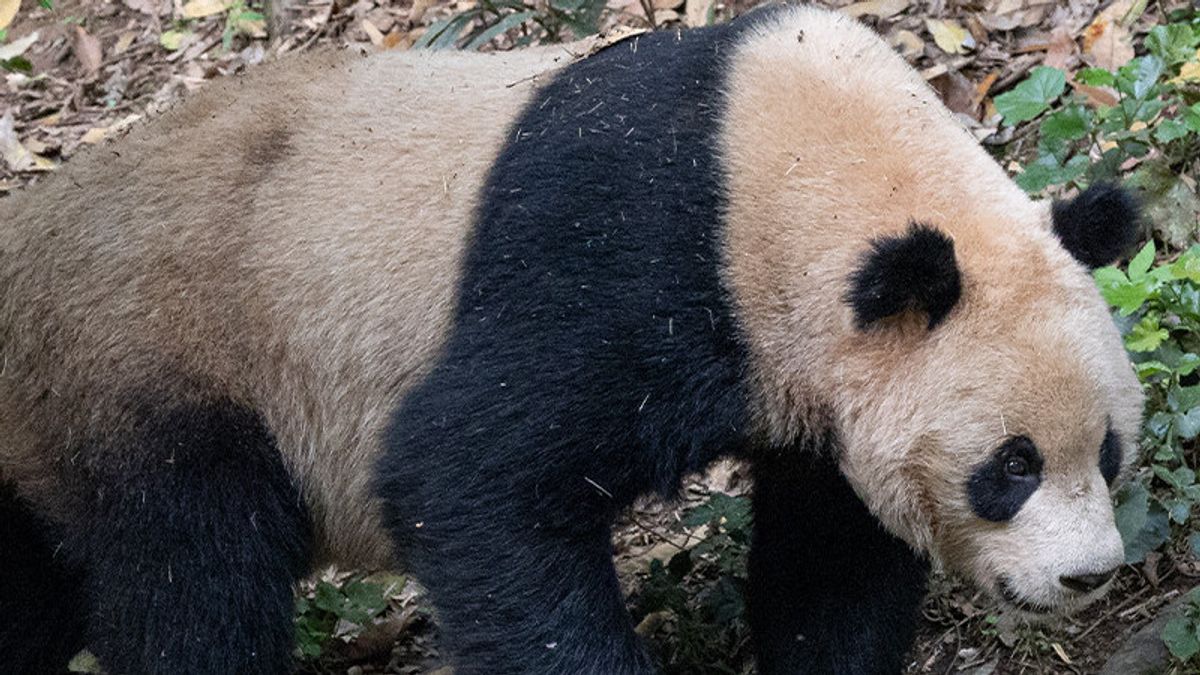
[377,21,758,675]
[749,440,929,675]
[57,401,312,674]
[967,436,1043,523]
[1051,183,1140,269]
[1099,427,1122,487]
[845,223,961,330]
[0,483,86,674]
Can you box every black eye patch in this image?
[968,436,1043,523]
[1099,428,1122,486]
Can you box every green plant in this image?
[996,17,1200,248]
[221,0,265,50]
[1096,242,1200,563]
[631,492,753,674]
[293,574,401,660]
[1163,588,1200,664]
[416,0,608,50]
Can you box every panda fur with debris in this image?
[0,5,1144,674]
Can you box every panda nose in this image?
[1059,568,1118,593]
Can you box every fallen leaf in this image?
[123,0,160,14]
[1171,52,1200,84]
[652,0,682,10]
[67,650,103,674]
[1051,642,1073,664]
[0,112,55,172]
[930,69,979,118]
[79,127,109,144]
[841,0,908,19]
[567,25,649,60]
[1070,80,1119,107]
[0,0,16,30]
[976,1,1052,32]
[380,29,412,50]
[1042,29,1076,70]
[181,0,228,19]
[926,18,973,55]
[72,26,103,76]
[408,0,435,24]
[1082,0,1135,70]
[159,29,189,50]
[0,31,39,60]
[889,29,924,61]
[113,30,137,55]
[684,0,715,27]
[361,18,384,46]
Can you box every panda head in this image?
[836,183,1143,617]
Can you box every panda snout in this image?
[1059,568,1118,594]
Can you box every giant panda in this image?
[0,4,1144,674]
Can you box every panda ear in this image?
[1051,183,1140,269]
[845,223,962,331]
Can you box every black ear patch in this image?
[845,223,962,330]
[1051,183,1140,269]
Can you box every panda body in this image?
[0,6,1143,675]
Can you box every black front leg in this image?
[748,446,929,675]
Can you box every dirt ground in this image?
[2,0,1196,672]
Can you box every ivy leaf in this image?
[995,67,1067,125]
[1155,118,1191,143]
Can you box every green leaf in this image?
[38,0,52,8]
[1126,315,1170,352]
[1015,153,1088,193]
[1146,24,1198,65]
[995,67,1067,125]
[1155,118,1192,143]
[465,10,535,50]
[1163,616,1200,662]
[1076,67,1116,87]
[1040,105,1091,142]
[1129,240,1156,281]
[1116,481,1172,563]
[1122,56,1166,100]
[0,56,32,73]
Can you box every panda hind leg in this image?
[68,401,313,675]
[0,482,87,674]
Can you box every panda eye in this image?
[1004,456,1029,477]
[968,436,1044,522]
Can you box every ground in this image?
[2,0,1199,673]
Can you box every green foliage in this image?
[1096,242,1200,563]
[632,492,753,674]
[415,0,608,50]
[1163,588,1200,664]
[293,576,398,660]
[998,20,1200,248]
[221,0,265,50]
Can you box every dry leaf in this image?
[1171,52,1200,84]
[930,70,978,118]
[0,0,17,31]
[361,18,384,46]
[684,0,715,27]
[72,26,103,77]
[123,0,161,14]
[1070,79,1119,107]
[841,0,909,19]
[0,31,39,60]
[926,18,973,55]
[113,31,137,54]
[0,113,55,172]
[889,29,924,61]
[652,0,682,11]
[1082,0,1135,70]
[79,127,109,144]
[408,0,435,24]
[181,0,228,19]
[1042,28,1076,70]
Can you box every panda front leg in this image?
[388,496,657,674]
[748,448,929,675]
